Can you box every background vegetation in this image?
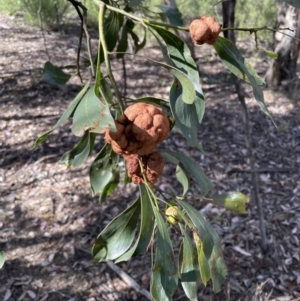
[0,0,277,42]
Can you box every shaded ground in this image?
[1,13,300,301]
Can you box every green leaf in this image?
[115,185,154,262]
[169,80,204,149]
[72,86,116,136]
[89,143,119,200]
[281,0,300,8]
[41,61,71,85]
[105,11,123,52]
[98,11,123,65]
[160,150,213,195]
[146,27,205,143]
[34,81,90,147]
[178,200,227,292]
[60,131,94,168]
[150,59,197,105]
[208,230,227,293]
[210,192,249,214]
[214,37,265,86]
[151,206,178,301]
[116,22,128,59]
[176,165,189,195]
[263,49,278,59]
[177,199,214,259]
[0,250,5,269]
[193,231,210,286]
[129,27,147,53]
[150,26,204,105]
[157,5,183,26]
[133,96,171,114]
[214,37,275,124]
[92,198,140,262]
[98,78,114,106]
[178,225,198,301]
[149,25,196,76]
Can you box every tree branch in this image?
[67,0,95,79]
[234,78,268,253]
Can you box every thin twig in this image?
[67,0,84,83]
[235,79,268,253]
[121,56,127,97]
[227,167,298,175]
[67,0,95,78]
[106,261,152,300]
[98,2,124,112]
[37,0,50,61]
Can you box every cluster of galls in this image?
[105,103,170,184]
[189,16,222,45]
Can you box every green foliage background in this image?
[0,0,277,42]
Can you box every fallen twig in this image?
[227,167,297,175]
[106,261,152,301]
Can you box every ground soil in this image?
[0,13,300,301]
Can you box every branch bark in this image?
[234,80,268,253]
[222,0,268,252]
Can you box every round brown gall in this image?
[189,16,222,45]
[105,103,170,156]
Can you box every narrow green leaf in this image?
[179,200,227,292]
[105,11,123,52]
[150,25,199,82]
[214,37,275,124]
[177,199,214,259]
[193,231,210,286]
[281,0,300,8]
[160,150,213,195]
[98,11,123,65]
[151,206,178,301]
[150,60,196,104]
[129,27,147,53]
[89,143,119,199]
[92,198,140,262]
[150,26,204,105]
[72,86,116,136]
[98,78,114,106]
[41,61,71,85]
[169,81,204,149]
[34,81,90,147]
[132,96,171,116]
[210,192,249,214]
[178,225,198,301]
[157,5,183,26]
[60,131,94,168]
[149,26,205,144]
[116,23,128,59]
[263,49,278,59]
[208,231,227,293]
[115,185,154,262]
[99,179,119,204]
[0,250,5,269]
[213,37,265,86]
[176,165,189,195]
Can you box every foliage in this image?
[0,0,22,14]
[31,0,299,300]
[0,250,5,270]
[0,0,70,30]
[23,0,71,29]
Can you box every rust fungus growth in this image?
[189,16,222,45]
[105,103,170,156]
[125,151,165,185]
